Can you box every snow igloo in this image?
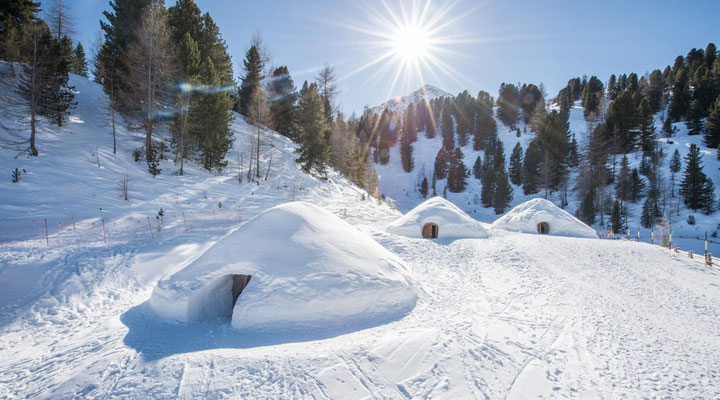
[149,202,417,330]
[491,198,598,239]
[386,196,489,240]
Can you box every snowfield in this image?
[1,70,720,398]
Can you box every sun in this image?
[392,24,430,61]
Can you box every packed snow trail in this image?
[2,215,720,398]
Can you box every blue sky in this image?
[71,0,719,116]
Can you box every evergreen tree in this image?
[420,177,428,198]
[496,83,520,127]
[441,106,454,150]
[610,200,627,234]
[433,147,449,179]
[97,0,151,113]
[268,66,296,137]
[315,64,338,124]
[399,124,414,173]
[646,69,666,113]
[17,20,52,156]
[630,168,645,202]
[581,76,603,118]
[680,144,714,211]
[661,115,676,138]
[579,187,596,226]
[170,31,200,175]
[447,147,467,192]
[493,166,512,214]
[669,67,690,121]
[606,90,637,152]
[480,149,495,207]
[686,99,705,135]
[522,141,541,195]
[39,34,76,127]
[669,149,682,197]
[473,92,496,150]
[637,98,656,156]
[640,194,660,228]
[509,142,523,185]
[295,83,330,174]
[71,42,88,77]
[615,155,631,202]
[196,57,233,173]
[705,97,720,148]
[237,44,263,116]
[472,155,482,179]
[568,133,579,167]
[124,0,172,172]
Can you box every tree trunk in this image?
[256,126,261,178]
[29,30,39,156]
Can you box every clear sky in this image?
[70,0,719,116]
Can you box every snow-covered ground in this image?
[2,68,720,398]
[373,93,720,256]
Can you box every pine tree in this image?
[480,149,495,207]
[315,64,338,124]
[170,31,200,175]
[669,149,682,198]
[420,177,428,198]
[268,66,296,137]
[124,0,172,172]
[496,83,520,127]
[686,99,705,135]
[640,195,660,228]
[661,115,676,138]
[522,141,541,195]
[680,144,713,211]
[610,200,627,234]
[39,34,76,127]
[237,44,263,116]
[472,156,482,179]
[71,42,88,77]
[493,167,512,214]
[295,83,330,174]
[17,21,51,156]
[669,67,690,121]
[637,98,656,156]
[433,147,449,180]
[509,142,523,185]
[615,156,631,202]
[196,57,233,173]
[248,84,269,179]
[97,0,151,114]
[630,168,645,202]
[606,90,637,152]
[447,147,467,192]
[441,107,454,150]
[581,76,603,119]
[704,97,720,148]
[399,125,414,173]
[579,187,596,226]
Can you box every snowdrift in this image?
[149,201,417,330]
[386,196,489,240]
[492,198,598,239]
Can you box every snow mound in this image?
[492,198,598,239]
[386,196,489,240]
[149,201,417,330]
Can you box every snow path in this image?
[2,216,720,398]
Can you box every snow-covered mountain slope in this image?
[372,84,452,114]
[372,88,720,256]
[2,68,720,398]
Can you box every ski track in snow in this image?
[2,211,720,398]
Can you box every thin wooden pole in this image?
[44,218,49,247]
[182,211,188,232]
[147,216,154,239]
[102,219,107,244]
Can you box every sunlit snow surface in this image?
[1,65,720,398]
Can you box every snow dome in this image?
[386,196,489,240]
[149,202,417,330]
[491,198,598,239]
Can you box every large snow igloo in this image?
[386,196,489,240]
[491,198,598,239]
[149,202,417,330]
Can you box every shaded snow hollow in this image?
[492,198,598,239]
[149,202,417,330]
[386,196,489,240]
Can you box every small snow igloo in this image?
[149,202,417,330]
[491,198,598,239]
[386,197,488,240]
